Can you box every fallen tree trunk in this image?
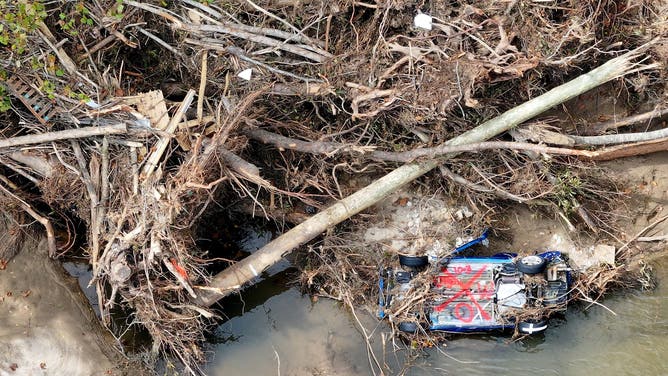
[194,47,655,307]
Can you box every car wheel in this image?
[399,255,428,268]
[398,322,419,333]
[517,255,547,274]
[518,319,548,335]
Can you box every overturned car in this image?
[378,231,571,335]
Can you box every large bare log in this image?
[194,47,656,307]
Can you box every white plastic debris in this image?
[237,68,252,81]
[85,100,100,109]
[414,13,433,31]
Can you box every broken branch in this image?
[0,124,126,150]
[195,47,652,307]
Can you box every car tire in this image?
[399,255,428,268]
[518,319,548,335]
[517,255,547,274]
[398,322,419,333]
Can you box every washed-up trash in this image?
[238,68,253,81]
[414,13,433,31]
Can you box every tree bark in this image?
[194,47,653,307]
[0,124,126,149]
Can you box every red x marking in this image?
[433,265,492,321]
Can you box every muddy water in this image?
[205,256,668,375]
[408,259,668,375]
[205,181,668,376]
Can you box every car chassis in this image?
[378,230,571,335]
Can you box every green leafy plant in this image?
[0,1,48,53]
[554,170,583,214]
[58,1,95,36]
[0,69,10,112]
[41,80,56,100]
[0,86,11,113]
[108,0,125,20]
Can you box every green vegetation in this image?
[58,1,95,36]
[554,170,583,214]
[0,1,47,53]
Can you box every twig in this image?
[0,182,57,257]
[71,141,101,270]
[617,214,668,254]
[124,0,185,27]
[588,138,668,161]
[241,0,309,43]
[588,106,668,134]
[0,124,126,149]
[185,38,322,82]
[218,148,264,183]
[130,147,139,196]
[575,287,617,316]
[100,137,110,208]
[637,235,668,242]
[244,127,600,162]
[0,158,41,184]
[225,45,322,83]
[440,165,502,194]
[197,50,208,123]
[136,26,182,56]
[470,164,532,203]
[182,24,329,62]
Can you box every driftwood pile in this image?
[1,0,667,373]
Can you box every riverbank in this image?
[0,234,135,375]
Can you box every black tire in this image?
[517,255,547,275]
[518,319,548,335]
[398,322,419,333]
[399,255,428,268]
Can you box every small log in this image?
[218,148,261,179]
[588,138,668,161]
[571,126,668,146]
[194,47,654,307]
[0,124,126,149]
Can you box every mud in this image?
[0,235,127,375]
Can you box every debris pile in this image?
[0,0,667,373]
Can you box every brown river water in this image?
[205,153,668,375]
[203,258,668,376]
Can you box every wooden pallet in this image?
[5,75,60,125]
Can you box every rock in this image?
[568,244,616,271]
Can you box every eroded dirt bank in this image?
[0,235,131,375]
